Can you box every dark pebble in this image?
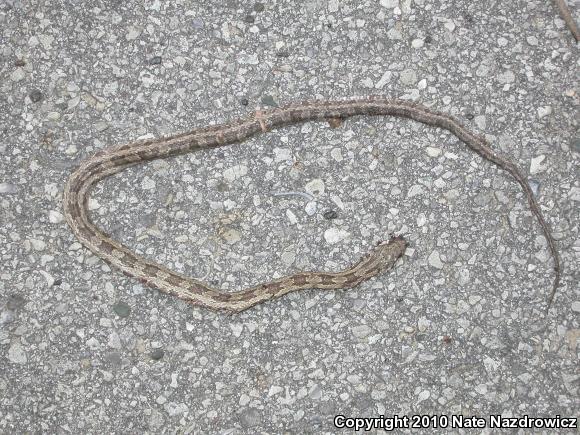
[253,2,265,12]
[53,278,63,286]
[241,98,249,106]
[149,56,162,65]
[276,50,290,58]
[15,59,26,67]
[323,210,338,220]
[29,89,43,103]
[244,14,255,23]
[150,349,164,360]
[113,301,131,318]
[7,294,27,310]
[424,35,432,44]
[465,113,474,120]
[261,95,277,107]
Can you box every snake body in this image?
[63,98,561,312]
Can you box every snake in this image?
[62,97,561,313]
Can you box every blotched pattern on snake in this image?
[63,98,561,312]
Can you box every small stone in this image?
[281,250,296,266]
[29,89,43,103]
[324,228,350,244]
[304,201,317,216]
[497,70,515,84]
[151,349,164,360]
[8,341,27,364]
[286,209,298,225]
[261,95,277,107]
[244,14,255,24]
[305,179,325,196]
[221,228,241,244]
[48,210,64,223]
[30,239,46,251]
[537,106,552,119]
[330,148,343,161]
[113,301,131,318]
[239,408,262,427]
[526,35,539,46]
[253,2,265,12]
[571,301,580,313]
[0,183,18,194]
[141,176,155,190]
[529,155,546,174]
[387,28,402,40]
[374,70,392,88]
[380,0,398,7]
[399,68,417,86]
[416,390,430,404]
[426,147,442,157]
[224,164,248,182]
[428,250,444,269]
[11,68,25,81]
[411,38,424,48]
[108,331,122,349]
[323,210,338,220]
[86,337,100,350]
[328,0,338,12]
[240,98,249,106]
[352,325,372,339]
[149,56,162,65]
[443,20,456,32]
[273,147,291,162]
[407,184,424,198]
[528,179,540,196]
[126,26,141,40]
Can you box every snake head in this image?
[362,235,407,276]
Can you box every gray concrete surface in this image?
[1,0,579,433]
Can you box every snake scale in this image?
[63,98,561,313]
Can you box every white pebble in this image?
[428,250,444,269]
[305,179,325,196]
[48,210,64,223]
[324,228,350,244]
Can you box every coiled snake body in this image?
[63,98,561,312]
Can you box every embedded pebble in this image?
[537,106,552,119]
[530,155,547,174]
[221,228,241,244]
[304,201,317,216]
[113,302,131,318]
[352,325,372,339]
[324,228,350,244]
[426,147,442,157]
[305,179,325,196]
[8,341,27,364]
[224,165,248,181]
[428,250,444,269]
[399,69,418,86]
[0,183,18,194]
[48,210,64,223]
[380,0,398,7]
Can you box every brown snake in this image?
[63,98,561,313]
